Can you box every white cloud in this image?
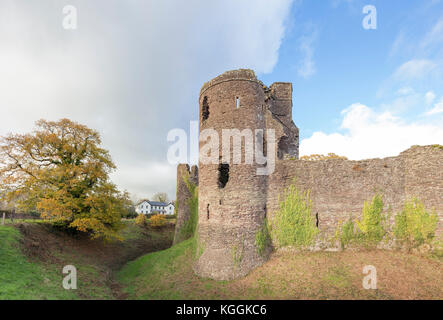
[389,32,405,57]
[396,87,414,96]
[420,18,443,49]
[380,89,422,114]
[0,0,294,200]
[383,17,443,100]
[425,91,436,105]
[378,59,440,99]
[301,103,443,160]
[393,59,437,81]
[390,17,443,58]
[425,97,443,115]
[297,26,318,78]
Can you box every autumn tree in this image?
[152,192,169,203]
[0,119,129,240]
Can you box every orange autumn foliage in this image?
[0,119,130,240]
[135,214,147,227]
[149,214,167,228]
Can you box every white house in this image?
[135,200,175,215]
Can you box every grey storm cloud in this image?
[0,0,294,201]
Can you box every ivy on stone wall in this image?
[178,174,198,241]
[269,182,318,248]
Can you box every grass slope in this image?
[0,221,174,299]
[0,225,80,299]
[117,239,443,300]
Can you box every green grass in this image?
[0,225,78,299]
[117,236,443,300]
[2,218,46,224]
[0,221,172,300]
[119,220,147,241]
[322,265,352,289]
[118,238,194,299]
[3,219,441,300]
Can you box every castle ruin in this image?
[173,164,198,245]
[174,69,443,281]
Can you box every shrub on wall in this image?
[269,183,318,248]
[355,194,387,245]
[334,195,439,251]
[335,218,356,250]
[333,194,389,249]
[255,220,271,256]
[394,198,438,247]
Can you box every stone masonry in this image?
[176,69,443,281]
[173,164,198,245]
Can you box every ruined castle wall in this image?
[173,164,198,245]
[267,83,293,127]
[403,146,443,234]
[266,83,299,159]
[266,145,443,237]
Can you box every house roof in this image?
[136,200,174,207]
[148,201,169,207]
[136,199,149,206]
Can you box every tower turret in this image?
[194,69,270,280]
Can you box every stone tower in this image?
[194,69,299,280]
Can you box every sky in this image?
[0,0,442,201]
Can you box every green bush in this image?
[394,198,438,247]
[122,205,138,219]
[355,194,387,245]
[334,194,388,249]
[334,196,438,251]
[124,210,138,219]
[269,183,318,248]
[335,218,356,250]
[255,220,271,256]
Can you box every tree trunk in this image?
[1,212,5,225]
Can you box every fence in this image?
[1,210,41,225]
